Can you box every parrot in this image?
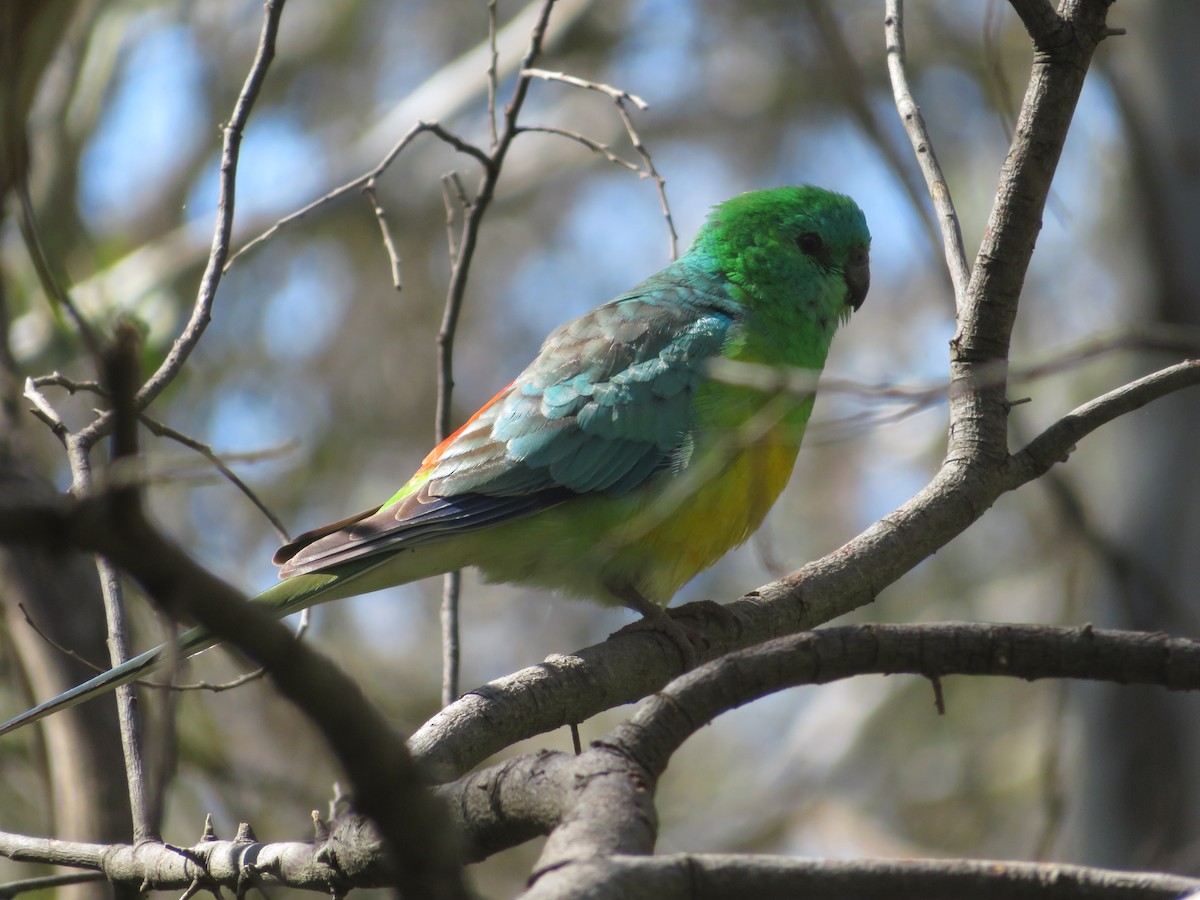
[0,185,870,736]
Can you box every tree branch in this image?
[123,0,287,423]
[949,0,1114,463]
[609,622,1200,779]
[522,853,1200,900]
[884,0,971,308]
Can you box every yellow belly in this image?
[470,435,800,605]
[605,438,799,599]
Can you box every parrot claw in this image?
[609,586,735,670]
[668,598,741,636]
[613,608,701,670]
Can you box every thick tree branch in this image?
[521,854,1200,900]
[609,622,1200,779]
[949,0,1114,463]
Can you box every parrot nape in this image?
[0,185,870,736]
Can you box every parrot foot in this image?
[609,586,718,670]
[613,607,699,669]
[668,598,741,636]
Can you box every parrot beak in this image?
[844,246,870,310]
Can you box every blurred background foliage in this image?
[0,1,1197,896]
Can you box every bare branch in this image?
[522,66,678,258]
[802,0,944,262]
[225,120,489,270]
[1006,359,1200,489]
[363,180,404,291]
[516,125,643,173]
[949,0,1115,461]
[610,622,1200,778]
[124,0,288,424]
[1008,0,1068,48]
[521,68,650,109]
[135,414,293,543]
[885,0,971,308]
[523,854,1200,900]
[0,476,468,896]
[409,358,1198,781]
[433,0,558,704]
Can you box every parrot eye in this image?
[796,232,825,257]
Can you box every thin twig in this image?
[99,323,158,841]
[440,173,466,262]
[516,125,642,173]
[21,378,68,444]
[522,66,678,259]
[440,570,462,707]
[27,372,292,542]
[363,179,404,290]
[123,0,289,425]
[137,414,293,543]
[15,182,103,357]
[884,0,971,310]
[802,0,943,263]
[521,68,650,109]
[486,0,499,150]
[612,99,677,259]
[434,0,559,706]
[17,600,308,694]
[225,120,489,270]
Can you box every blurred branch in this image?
[884,0,971,309]
[0,872,107,899]
[15,183,102,356]
[0,496,468,896]
[2,332,469,897]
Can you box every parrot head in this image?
[692,185,871,367]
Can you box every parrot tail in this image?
[0,565,390,738]
[0,625,216,737]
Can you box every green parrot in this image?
[0,185,870,736]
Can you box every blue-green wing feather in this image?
[277,274,740,576]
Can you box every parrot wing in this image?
[276,282,739,577]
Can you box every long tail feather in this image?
[0,565,385,738]
[0,626,216,737]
